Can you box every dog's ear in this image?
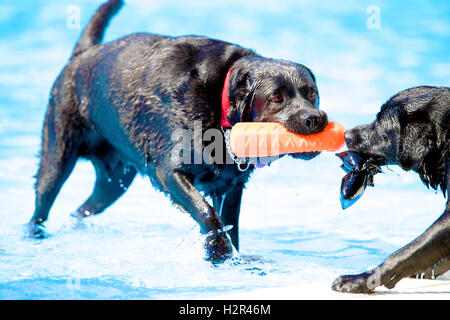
[398,116,432,171]
[398,95,446,171]
[228,68,254,125]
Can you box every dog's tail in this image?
[71,0,124,58]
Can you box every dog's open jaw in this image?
[336,151,385,209]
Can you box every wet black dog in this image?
[333,86,449,293]
[29,0,328,260]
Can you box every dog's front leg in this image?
[165,170,234,261]
[220,185,244,251]
[332,201,450,293]
[332,166,450,293]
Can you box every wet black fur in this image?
[333,86,450,293]
[30,0,328,260]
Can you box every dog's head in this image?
[227,57,328,160]
[345,86,449,191]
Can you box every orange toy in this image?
[229,121,346,158]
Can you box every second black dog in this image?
[333,86,449,293]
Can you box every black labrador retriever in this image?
[29,0,328,261]
[333,86,449,293]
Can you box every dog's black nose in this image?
[302,111,328,134]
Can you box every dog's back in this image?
[30,0,254,241]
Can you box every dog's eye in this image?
[271,94,283,103]
[309,88,316,97]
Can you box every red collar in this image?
[221,66,266,168]
[221,66,234,128]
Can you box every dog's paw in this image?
[204,232,234,263]
[25,222,49,239]
[71,207,96,218]
[331,272,377,294]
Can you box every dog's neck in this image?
[220,65,266,170]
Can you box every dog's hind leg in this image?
[31,148,79,237]
[164,170,234,261]
[29,100,81,237]
[74,151,137,217]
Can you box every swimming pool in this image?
[0,0,448,299]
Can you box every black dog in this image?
[333,86,449,293]
[29,0,328,260]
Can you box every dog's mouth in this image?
[290,151,321,160]
[346,148,390,165]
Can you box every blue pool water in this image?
[0,0,449,299]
